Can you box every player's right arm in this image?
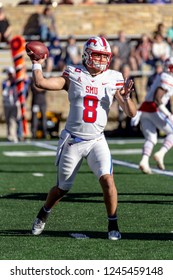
[31,56,69,91]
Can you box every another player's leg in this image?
[139,116,157,174]
[100,174,121,241]
[139,139,154,174]
[154,133,173,170]
[32,186,67,235]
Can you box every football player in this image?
[138,57,173,174]
[30,36,136,240]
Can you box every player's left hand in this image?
[120,78,134,100]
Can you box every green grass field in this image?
[0,138,173,260]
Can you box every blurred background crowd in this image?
[0,0,173,142]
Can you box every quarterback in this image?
[30,36,136,240]
[138,57,173,174]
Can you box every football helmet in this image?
[83,36,112,71]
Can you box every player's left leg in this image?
[99,174,121,240]
[87,135,121,240]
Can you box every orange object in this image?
[10,35,28,136]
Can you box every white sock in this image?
[141,140,154,164]
[162,134,173,154]
[140,154,149,165]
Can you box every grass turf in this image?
[0,139,173,260]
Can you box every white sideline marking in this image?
[29,141,143,155]
[113,159,173,177]
[32,173,44,177]
[0,138,163,147]
[1,140,172,177]
[34,141,57,151]
[3,151,56,157]
[107,139,163,145]
[111,149,141,155]
[3,149,141,157]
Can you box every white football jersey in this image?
[63,65,124,140]
[145,72,173,105]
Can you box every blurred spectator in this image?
[121,63,139,106]
[2,67,19,143]
[30,78,47,139]
[148,0,171,3]
[146,60,164,91]
[58,0,74,4]
[46,37,65,73]
[80,0,95,5]
[166,20,173,44]
[135,33,154,70]
[40,0,53,4]
[110,30,134,71]
[110,44,120,71]
[64,35,82,66]
[153,22,166,38]
[39,6,57,41]
[108,0,125,3]
[0,6,12,43]
[108,0,147,3]
[32,0,41,3]
[32,0,53,4]
[152,32,171,65]
[18,1,31,4]
[121,63,140,136]
[128,44,139,71]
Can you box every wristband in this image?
[32,63,42,71]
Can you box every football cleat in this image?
[139,162,152,174]
[153,152,165,170]
[108,230,121,240]
[32,218,45,235]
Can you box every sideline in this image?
[112,159,173,177]
[1,139,172,177]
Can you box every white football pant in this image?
[55,131,113,191]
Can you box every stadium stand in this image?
[0,3,173,137]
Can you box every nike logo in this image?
[102,82,108,85]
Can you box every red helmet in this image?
[83,36,112,71]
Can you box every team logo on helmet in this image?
[86,38,97,47]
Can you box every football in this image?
[25,41,49,61]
